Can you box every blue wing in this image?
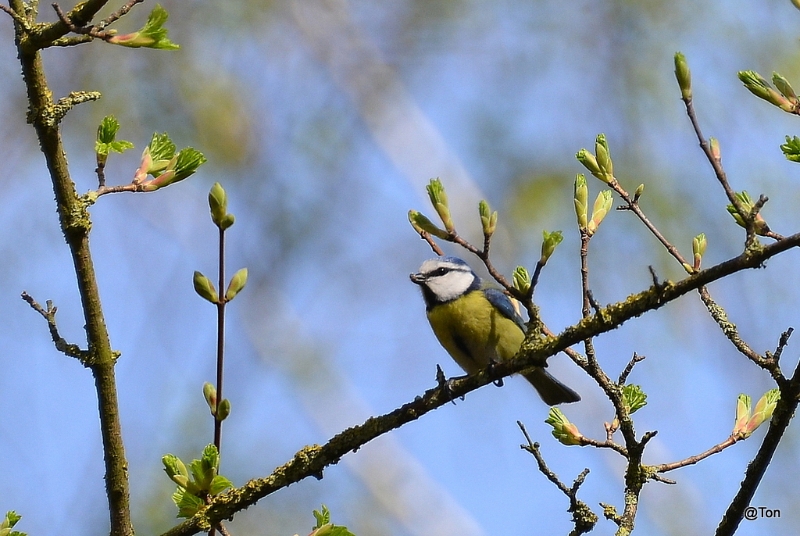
[482,287,527,332]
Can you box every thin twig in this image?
[697,286,772,369]
[417,230,444,256]
[21,292,90,361]
[0,3,30,28]
[765,328,793,363]
[610,180,692,267]
[681,96,743,217]
[618,353,646,385]
[653,435,737,473]
[518,422,598,535]
[99,0,145,29]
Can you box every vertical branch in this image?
[15,43,133,536]
[214,227,226,455]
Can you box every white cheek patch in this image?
[427,270,474,302]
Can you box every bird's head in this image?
[410,256,480,307]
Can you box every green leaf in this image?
[95,116,134,160]
[97,115,121,145]
[148,132,177,164]
[313,505,332,528]
[108,5,180,49]
[780,135,800,163]
[209,474,234,495]
[173,488,204,518]
[621,384,647,414]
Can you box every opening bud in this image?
[545,408,584,446]
[426,178,454,232]
[574,174,589,230]
[674,52,692,100]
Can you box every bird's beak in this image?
[409,272,425,285]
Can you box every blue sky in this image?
[2,1,800,534]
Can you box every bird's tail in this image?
[522,367,581,405]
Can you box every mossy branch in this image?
[13,1,134,534]
[160,231,800,536]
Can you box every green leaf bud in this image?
[674,52,692,100]
[594,134,613,181]
[225,268,248,301]
[193,271,219,304]
[408,210,450,239]
[162,454,190,488]
[726,191,769,235]
[478,200,497,236]
[709,137,721,161]
[540,230,563,264]
[314,505,332,527]
[216,398,231,421]
[133,132,175,184]
[587,190,613,235]
[1,512,21,531]
[621,384,647,414]
[203,382,217,416]
[426,178,454,232]
[96,115,121,146]
[512,266,531,295]
[692,233,707,271]
[738,70,795,112]
[208,182,228,227]
[107,5,180,50]
[202,444,221,473]
[743,388,780,437]
[574,174,589,230]
[220,213,235,230]
[146,132,176,167]
[545,408,584,446]
[143,147,206,191]
[733,394,752,438]
[576,149,601,178]
[772,72,798,104]
[633,183,644,202]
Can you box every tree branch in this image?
[715,357,800,536]
[161,231,800,536]
[15,17,133,536]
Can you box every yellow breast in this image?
[426,290,525,374]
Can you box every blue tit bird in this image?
[410,256,580,405]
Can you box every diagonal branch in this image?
[160,231,800,536]
[715,357,800,536]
